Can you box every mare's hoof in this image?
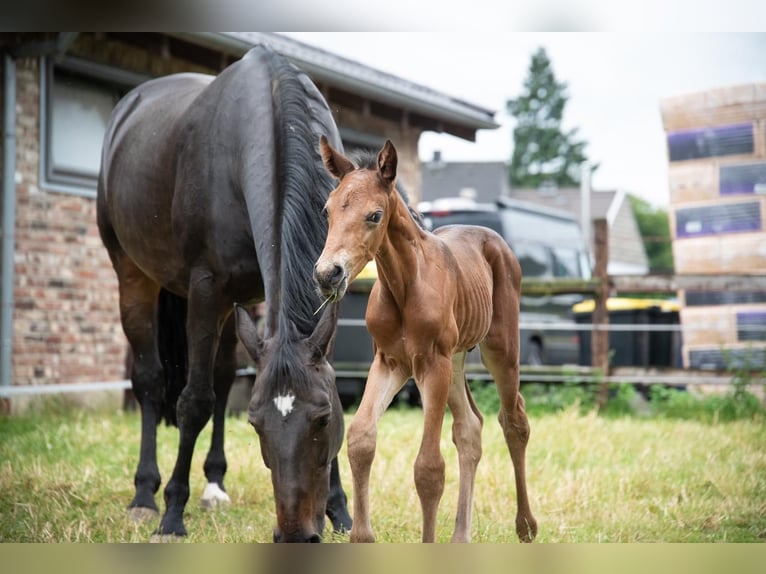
[128,506,159,523]
[200,482,232,510]
[149,533,185,543]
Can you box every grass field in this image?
[1,398,765,543]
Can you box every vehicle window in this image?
[424,212,503,235]
[553,247,581,278]
[513,242,551,278]
[499,209,583,246]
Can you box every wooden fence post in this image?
[592,218,611,407]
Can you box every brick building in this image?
[0,33,497,406]
[660,83,766,370]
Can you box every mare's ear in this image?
[307,300,339,361]
[320,135,354,180]
[377,139,398,186]
[234,304,264,362]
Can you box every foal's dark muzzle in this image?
[313,263,344,296]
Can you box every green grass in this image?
[1,400,765,543]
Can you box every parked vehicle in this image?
[420,196,591,366]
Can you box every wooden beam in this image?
[592,219,610,407]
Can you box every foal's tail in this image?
[157,288,188,427]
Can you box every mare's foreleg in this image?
[201,315,236,510]
[325,456,353,533]
[447,352,483,543]
[156,273,221,538]
[347,356,409,542]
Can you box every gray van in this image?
[419,196,591,366]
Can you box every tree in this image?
[506,47,594,188]
[629,195,675,273]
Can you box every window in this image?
[513,242,551,278]
[552,247,581,278]
[40,57,145,197]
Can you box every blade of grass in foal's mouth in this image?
[313,293,336,315]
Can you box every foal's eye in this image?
[366,211,383,224]
[321,206,328,218]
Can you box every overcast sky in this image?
[282,33,766,207]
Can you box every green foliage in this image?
[506,47,594,188]
[628,194,675,273]
[469,374,764,423]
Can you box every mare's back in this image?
[98,73,214,290]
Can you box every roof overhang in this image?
[170,32,499,140]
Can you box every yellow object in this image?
[573,298,680,314]
[353,260,378,281]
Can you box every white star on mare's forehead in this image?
[273,393,295,417]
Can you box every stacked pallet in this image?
[660,84,766,370]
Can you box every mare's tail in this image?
[157,288,188,426]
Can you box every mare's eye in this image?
[315,414,330,429]
[321,206,328,218]
[366,211,383,224]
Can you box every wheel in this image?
[526,340,544,366]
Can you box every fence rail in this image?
[4,215,764,400]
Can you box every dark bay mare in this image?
[97,45,351,542]
[314,138,537,543]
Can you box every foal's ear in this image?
[320,135,354,180]
[377,139,398,186]
[307,300,339,362]
[234,304,264,362]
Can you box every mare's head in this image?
[234,303,343,542]
[314,136,400,301]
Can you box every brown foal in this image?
[314,137,537,543]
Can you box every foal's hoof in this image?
[200,482,232,510]
[149,533,185,543]
[516,514,538,543]
[349,529,376,543]
[128,506,160,523]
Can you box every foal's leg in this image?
[480,337,537,542]
[115,256,163,521]
[347,355,410,542]
[447,352,483,543]
[201,314,236,510]
[412,354,452,543]
[156,271,223,537]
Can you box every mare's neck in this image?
[374,191,427,305]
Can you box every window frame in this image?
[39,56,149,198]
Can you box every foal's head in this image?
[234,303,343,543]
[314,136,399,301]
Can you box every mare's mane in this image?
[266,52,338,392]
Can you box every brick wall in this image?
[12,57,127,386]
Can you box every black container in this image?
[574,299,681,368]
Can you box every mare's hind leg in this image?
[447,352,483,543]
[156,270,223,537]
[114,256,163,520]
[480,334,537,542]
[201,314,236,510]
